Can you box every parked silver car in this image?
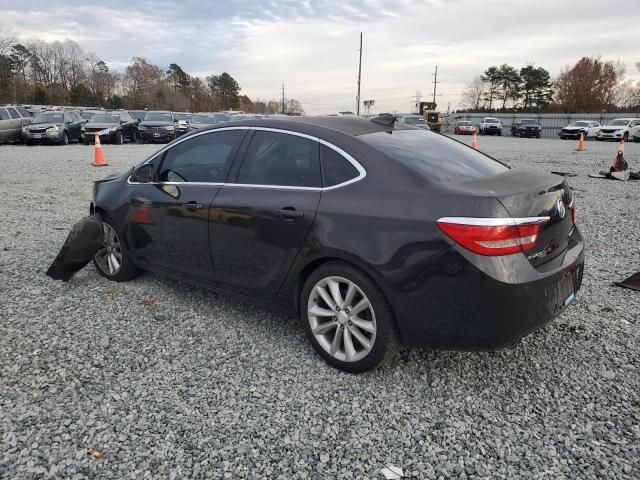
[0,105,32,143]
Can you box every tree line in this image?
[461,57,640,113]
[0,26,304,114]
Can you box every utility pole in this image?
[432,65,440,105]
[281,83,285,114]
[356,32,362,116]
[415,91,422,113]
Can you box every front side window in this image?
[158,130,246,183]
[7,108,20,119]
[17,107,31,117]
[0,108,9,120]
[321,145,359,187]
[237,131,320,188]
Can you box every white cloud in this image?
[1,0,638,114]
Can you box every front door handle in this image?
[183,201,203,210]
[277,208,304,218]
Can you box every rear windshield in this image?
[360,130,508,183]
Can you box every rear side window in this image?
[320,145,359,187]
[0,108,9,120]
[237,131,320,187]
[158,130,245,183]
[7,108,20,119]
[17,107,31,117]
[360,130,508,183]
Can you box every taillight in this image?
[436,217,550,256]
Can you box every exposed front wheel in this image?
[114,131,124,145]
[623,132,629,142]
[93,217,141,282]
[301,262,398,373]
[60,132,69,145]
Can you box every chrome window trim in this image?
[129,126,366,191]
[437,216,551,226]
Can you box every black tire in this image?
[130,130,137,143]
[83,136,90,145]
[114,131,123,145]
[498,131,502,136]
[138,136,145,144]
[300,261,398,373]
[93,215,142,282]
[60,131,69,145]
[623,132,628,142]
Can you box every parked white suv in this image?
[597,118,640,142]
[558,120,601,140]
[478,117,502,136]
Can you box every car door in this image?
[588,122,599,137]
[210,129,322,299]
[126,129,247,283]
[6,107,22,140]
[630,120,640,138]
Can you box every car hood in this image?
[602,124,628,129]
[564,125,588,130]
[28,122,61,129]
[140,121,173,127]
[85,122,118,129]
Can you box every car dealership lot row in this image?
[0,137,639,478]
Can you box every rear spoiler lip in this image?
[437,216,550,226]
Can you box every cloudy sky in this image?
[1,0,638,114]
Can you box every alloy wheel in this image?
[307,276,377,362]
[95,223,123,276]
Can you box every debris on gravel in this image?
[1,139,639,478]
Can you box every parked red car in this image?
[454,121,476,135]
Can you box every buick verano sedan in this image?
[90,116,584,372]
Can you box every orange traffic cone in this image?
[92,132,107,167]
[618,138,625,154]
[576,132,585,151]
[471,132,478,150]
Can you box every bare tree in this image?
[0,25,15,56]
[460,76,485,111]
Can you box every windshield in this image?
[404,116,425,125]
[360,130,508,183]
[607,119,631,126]
[90,114,120,123]
[213,113,230,122]
[80,111,100,120]
[484,118,499,124]
[230,114,254,121]
[144,113,173,122]
[570,121,589,127]
[129,111,146,120]
[33,112,64,124]
[192,115,216,124]
[521,120,537,125]
[173,114,191,121]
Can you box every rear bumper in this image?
[388,227,585,350]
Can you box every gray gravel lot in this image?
[1,137,639,479]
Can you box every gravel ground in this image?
[1,137,639,479]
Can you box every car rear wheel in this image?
[93,217,141,282]
[114,131,123,145]
[60,131,69,145]
[301,262,398,373]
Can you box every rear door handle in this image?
[183,201,203,210]
[277,208,304,218]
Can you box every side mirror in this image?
[133,164,153,183]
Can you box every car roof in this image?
[187,116,418,147]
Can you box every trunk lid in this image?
[455,170,575,266]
